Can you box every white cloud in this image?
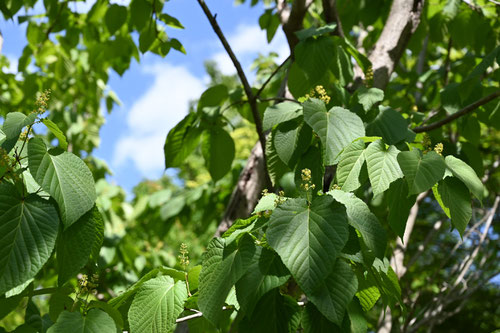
[113,63,204,176]
[211,24,289,76]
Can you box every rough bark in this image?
[368,0,425,89]
[215,143,267,237]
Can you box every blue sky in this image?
[0,0,289,194]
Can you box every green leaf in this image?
[253,194,279,214]
[435,177,472,237]
[47,309,116,333]
[295,36,336,84]
[263,102,303,131]
[336,140,366,192]
[294,145,324,191]
[197,85,228,111]
[198,236,257,326]
[87,301,124,330]
[201,127,235,182]
[139,25,156,53]
[164,112,201,168]
[371,258,402,311]
[301,303,343,332]
[0,183,59,294]
[330,37,354,86]
[130,0,151,31]
[109,267,185,310]
[128,276,188,333]
[296,23,337,40]
[328,190,387,259]
[355,87,384,112]
[303,99,365,165]
[28,138,97,228]
[267,196,349,294]
[445,155,484,200]
[348,298,368,333]
[366,107,415,145]
[104,4,127,34]
[49,291,74,322]
[236,247,290,315]
[266,130,290,186]
[42,119,68,150]
[397,150,446,195]
[274,120,312,168]
[238,290,301,333]
[57,206,103,285]
[355,269,381,312]
[159,13,184,29]
[441,83,461,114]
[309,259,358,325]
[1,112,37,153]
[386,179,417,238]
[258,10,280,42]
[365,140,403,195]
[0,294,24,321]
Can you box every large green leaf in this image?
[397,150,446,195]
[164,112,201,169]
[303,99,365,165]
[328,190,386,259]
[435,177,472,237]
[445,155,484,200]
[0,183,59,294]
[0,129,6,145]
[28,137,96,228]
[274,120,312,168]
[441,83,461,114]
[42,119,68,150]
[198,235,256,326]
[336,140,365,192]
[262,102,303,131]
[309,259,358,325]
[235,247,290,315]
[1,112,37,153]
[267,196,348,294]
[386,179,417,238]
[109,267,185,310]
[295,145,324,191]
[355,87,384,113]
[295,36,336,84]
[202,126,235,182]
[47,309,116,333]
[197,85,228,111]
[57,206,104,285]
[366,107,415,145]
[238,290,301,333]
[371,258,402,311]
[128,276,188,333]
[105,4,127,34]
[365,140,403,195]
[266,130,290,186]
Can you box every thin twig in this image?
[255,55,291,100]
[413,90,500,133]
[196,0,269,185]
[257,97,300,104]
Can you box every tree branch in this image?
[413,90,500,133]
[368,0,425,89]
[196,0,268,174]
[277,0,311,53]
[322,0,345,38]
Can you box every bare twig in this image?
[322,0,345,38]
[413,90,500,133]
[196,0,268,179]
[255,55,291,100]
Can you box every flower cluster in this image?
[304,85,331,104]
[434,143,443,156]
[78,273,99,295]
[178,243,190,270]
[364,66,374,86]
[35,89,51,114]
[300,168,316,191]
